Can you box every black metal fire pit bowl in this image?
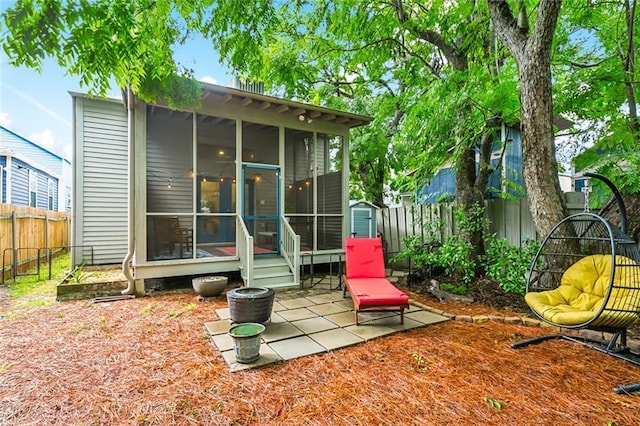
[226,287,275,324]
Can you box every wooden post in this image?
[11,211,17,278]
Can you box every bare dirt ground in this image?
[1,285,640,425]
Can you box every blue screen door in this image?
[242,164,280,255]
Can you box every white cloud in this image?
[199,75,218,85]
[29,129,56,150]
[0,112,11,127]
[2,83,72,128]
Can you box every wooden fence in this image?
[0,204,71,280]
[378,193,585,258]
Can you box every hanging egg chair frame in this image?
[512,173,640,394]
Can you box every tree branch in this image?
[487,0,528,65]
[567,56,614,68]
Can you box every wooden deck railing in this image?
[280,217,300,285]
[236,215,253,286]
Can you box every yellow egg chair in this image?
[514,205,640,394]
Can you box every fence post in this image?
[11,211,17,278]
[45,211,50,250]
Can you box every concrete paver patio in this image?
[204,288,449,371]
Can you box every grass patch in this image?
[1,253,72,315]
[6,253,70,299]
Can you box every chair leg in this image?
[511,334,566,349]
[613,382,640,395]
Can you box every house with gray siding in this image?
[0,125,71,211]
[72,82,371,295]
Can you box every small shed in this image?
[349,200,379,238]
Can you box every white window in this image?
[0,166,4,203]
[29,170,37,207]
[48,179,55,210]
[65,186,71,212]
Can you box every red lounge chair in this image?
[343,238,410,325]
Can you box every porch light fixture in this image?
[167,177,172,189]
[255,174,262,182]
[298,114,313,124]
[220,175,224,182]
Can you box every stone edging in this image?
[409,298,640,352]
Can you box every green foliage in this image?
[454,203,489,239]
[392,234,475,286]
[483,236,540,295]
[411,353,426,370]
[200,1,522,206]
[393,206,481,285]
[553,0,640,193]
[1,0,204,108]
[439,282,470,296]
[69,264,88,284]
[392,235,438,275]
[482,396,504,410]
[436,237,476,285]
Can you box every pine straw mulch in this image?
[1,288,640,425]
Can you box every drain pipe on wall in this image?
[121,87,136,296]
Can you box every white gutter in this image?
[121,87,136,295]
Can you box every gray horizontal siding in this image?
[77,98,129,264]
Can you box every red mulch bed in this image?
[1,288,640,425]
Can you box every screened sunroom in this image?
[73,82,370,292]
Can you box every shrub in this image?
[483,236,539,295]
[436,237,476,285]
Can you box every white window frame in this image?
[0,165,4,204]
[29,170,37,207]
[48,178,55,210]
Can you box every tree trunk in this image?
[519,53,568,237]
[455,146,486,263]
[488,0,568,239]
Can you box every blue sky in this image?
[0,4,233,160]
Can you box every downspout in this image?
[121,87,136,295]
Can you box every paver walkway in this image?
[204,288,449,371]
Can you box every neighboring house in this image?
[0,125,71,212]
[72,82,371,294]
[417,120,574,204]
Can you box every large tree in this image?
[488,0,567,238]
[202,1,521,264]
[3,0,567,264]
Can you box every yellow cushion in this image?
[525,254,640,326]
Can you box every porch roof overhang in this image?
[70,84,373,128]
[199,82,372,129]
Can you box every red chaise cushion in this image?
[346,278,409,307]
